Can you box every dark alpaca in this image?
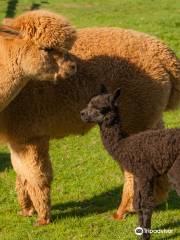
[80,86,180,240]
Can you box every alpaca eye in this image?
[40,47,54,52]
[63,53,69,61]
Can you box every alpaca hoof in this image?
[34,218,51,226]
[19,208,35,217]
[142,234,150,240]
[112,212,125,220]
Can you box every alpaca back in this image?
[1,28,180,143]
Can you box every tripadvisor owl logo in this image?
[134,226,173,235]
[135,227,143,236]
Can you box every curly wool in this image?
[4,10,77,50]
[101,124,180,179]
[99,112,180,239]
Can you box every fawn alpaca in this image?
[0,13,76,225]
[81,86,180,240]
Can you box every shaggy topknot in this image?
[4,10,77,50]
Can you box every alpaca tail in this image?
[167,158,180,197]
[165,56,180,110]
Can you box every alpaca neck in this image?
[99,113,128,158]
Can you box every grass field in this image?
[0,0,180,239]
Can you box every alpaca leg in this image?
[137,209,152,240]
[9,137,52,225]
[10,146,35,216]
[134,177,155,240]
[16,175,35,216]
[26,181,51,225]
[141,209,153,240]
[113,170,134,220]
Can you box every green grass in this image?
[0,0,180,239]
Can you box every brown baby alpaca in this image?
[81,87,180,240]
[1,10,180,224]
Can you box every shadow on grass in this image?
[30,3,41,10]
[52,186,179,223]
[52,186,123,220]
[158,233,180,240]
[30,1,49,10]
[156,221,180,239]
[156,190,180,211]
[5,0,18,18]
[159,220,180,229]
[0,152,12,171]
[52,186,179,240]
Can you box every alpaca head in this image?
[81,85,121,124]
[20,45,77,81]
[0,25,77,82]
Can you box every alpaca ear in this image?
[111,88,121,106]
[99,84,108,94]
[0,25,21,38]
[2,18,14,26]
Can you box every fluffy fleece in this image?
[0,24,76,112]
[81,87,180,240]
[3,10,77,50]
[1,10,180,224]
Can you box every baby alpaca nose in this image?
[80,110,85,116]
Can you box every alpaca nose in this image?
[70,62,77,72]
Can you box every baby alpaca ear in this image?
[99,84,108,94]
[111,88,121,106]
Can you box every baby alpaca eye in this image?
[100,107,111,114]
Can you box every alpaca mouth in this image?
[53,71,72,83]
[54,64,77,82]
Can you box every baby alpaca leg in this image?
[134,177,155,240]
[9,137,53,225]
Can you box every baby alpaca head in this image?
[80,85,121,124]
